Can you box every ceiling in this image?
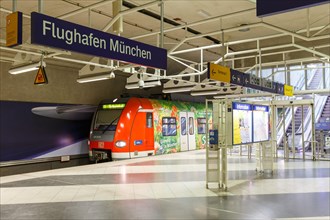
[0,0,329,96]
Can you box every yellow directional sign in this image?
[34,66,48,85]
[284,84,293,96]
[208,63,231,83]
[6,11,22,47]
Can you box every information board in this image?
[253,105,270,142]
[232,102,253,145]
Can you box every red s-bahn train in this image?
[88,97,209,162]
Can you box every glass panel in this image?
[146,113,153,128]
[94,109,122,130]
[189,117,194,135]
[181,117,187,135]
[197,117,206,134]
[162,117,177,136]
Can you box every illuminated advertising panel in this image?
[253,105,270,142]
[232,102,253,145]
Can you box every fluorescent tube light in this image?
[125,80,161,89]
[9,62,44,74]
[190,90,220,96]
[77,72,115,83]
[162,86,194,93]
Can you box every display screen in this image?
[253,105,269,142]
[102,103,125,110]
[232,102,253,145]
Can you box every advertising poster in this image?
[232,102,253,145]
[253,105,270,142]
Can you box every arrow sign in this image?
[230,69,243,86]
[207,62,231,83]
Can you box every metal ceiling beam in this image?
[102,0,159,32]
[130,8,255,40]
[59,0,114,19]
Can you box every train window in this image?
[181,117,187,135]
[94,109,122,131]
[197,118,206,134]
[162,117,177,136]
[189,117,194,135]
[146,113,153,128]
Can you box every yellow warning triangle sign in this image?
[34,66,48,85]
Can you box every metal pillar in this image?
[302,104,305,160]
[38,0,43,13]
[271,101,277,159]
[159,0,164,48]
[292,105,296,158]
[12,0,17,12]
[311,102,316,160]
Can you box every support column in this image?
[38,0,43,13]
[302,105,305,160]
[292,105,295,158]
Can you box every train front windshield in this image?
[93,109,122,131]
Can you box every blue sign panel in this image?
[276,82,285,95]
[316,122,330,131]
[253,105,269,112]
[261,78,276,93]
[232,102,253,111]
[209,130,218,145]
[134,140,143,145]
[230,69,244,86]
[31,12,167,70]
[243,73,250,86]
[247,74,262,90]
[257,0,329,17]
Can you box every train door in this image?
[180,112,188,151]
[129,111,154,158]
[180,112,196,151]
[188,112,196,150]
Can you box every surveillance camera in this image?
[109,72,115,79]
[138,79,144,88]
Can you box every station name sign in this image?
[31,12,167,70]
[257,0,329,17]
[207,62,293,96]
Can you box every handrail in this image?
[275,69,313,145]
[276,64,329,148]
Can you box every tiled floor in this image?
[0,149,329,219]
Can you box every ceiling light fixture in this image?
[238,24,250,32]
[197,9,211,18]
[162,86,194,93]
[77,72,115,83]
[9,61,45,75]
[190,90,220,96]
[125,80,161,89]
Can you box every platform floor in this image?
[1,149,329,219]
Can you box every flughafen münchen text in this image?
[42,20,152,60]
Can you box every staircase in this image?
[320,96,330,120]
[280,69,323,148]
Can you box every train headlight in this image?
[115,141,127,148]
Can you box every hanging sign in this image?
[30,12,167,70]
[284,84,294,96]
[6,11,22,47]
[230,69,244,86]
[207,63,231,83]
[276,83,285,95]
[257,0,329,17]
[34,66,48,85]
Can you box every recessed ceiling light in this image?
[238,24,250,32]
[197,10,211,18]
